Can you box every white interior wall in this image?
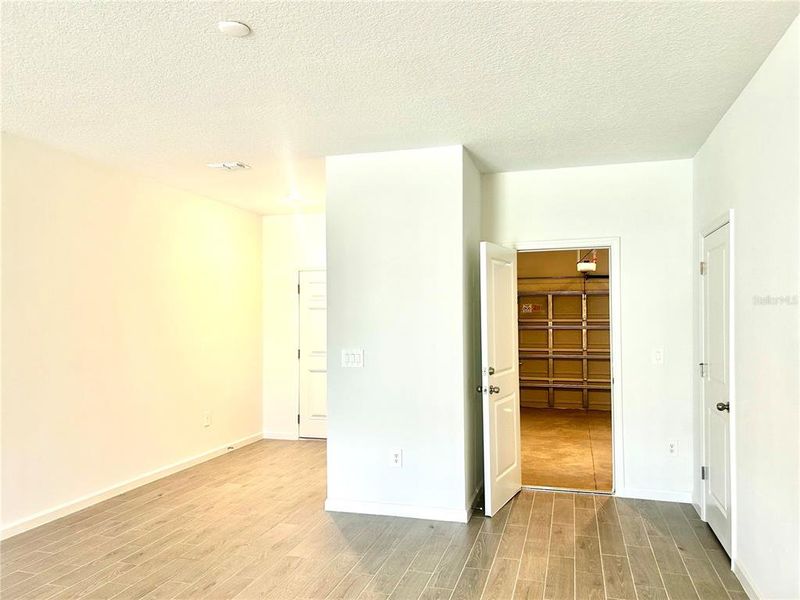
[325,146,473,521]
[482,160,694,501]
[462,151,483,507]
[693,17,799,600]
[1,134,263,537]
[261,213,326,439]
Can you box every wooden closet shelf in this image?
[520,382,612,391]
[519,347,610,354]
[519,352,611,360]
[518,318,610,324]
[521,375,611,383]
[518,290,609,297]
[519,324,610,331]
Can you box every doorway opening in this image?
[516,248,613,492]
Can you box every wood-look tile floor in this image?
[1,440,745,600]
[521,409,612,492]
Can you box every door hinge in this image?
[297,283,301,294]
[297,348,301,359]
[700,261,706,275]
[701,466,707,480]
[297,414,300,424]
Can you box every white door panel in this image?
[299,270,327,439]
[481,242,522,516]
[702,224,731,554]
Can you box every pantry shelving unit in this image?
[517,284,611,410]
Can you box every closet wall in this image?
[518,249,611,411]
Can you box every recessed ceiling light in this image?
[217,21,251,38]
[207,162,251,171]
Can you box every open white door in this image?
[480,242,522,516]
[702,224,731,554]
[299,270,327,439]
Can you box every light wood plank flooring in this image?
[521,409,612,492]
[1,440,744,600]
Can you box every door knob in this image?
[488,367,495,375]
[715,402,730,412]
[489,385,500,394]
[476,385,484,393]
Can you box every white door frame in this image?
[698,210,737,564]
[297,268,327,440]
[510,237,623,494]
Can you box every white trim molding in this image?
[615,487,693,503]
[1,433,263,540]
[262,430,300,441]
[510,237,624,494]
[324,498,470,523]
[732,560,761,600]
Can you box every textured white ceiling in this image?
[2,1,798,214]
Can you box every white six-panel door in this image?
[299,270,327,439]
[702,224,731,553]
[480,242,522,516]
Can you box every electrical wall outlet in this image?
[203,411,212,428]
[668,440,679,457]
[652,348,665,365]
[390,448,403,468]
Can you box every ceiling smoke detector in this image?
[217,21,251,38]
[207,162,251,171]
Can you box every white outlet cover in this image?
[652,348,665,365]
[390,448,403,468]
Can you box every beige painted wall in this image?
[1,134,263,535]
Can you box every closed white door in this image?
[480,242,522,516]
[299,270,327,439]
[702,224,731,554]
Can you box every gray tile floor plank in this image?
[1,441,751,600]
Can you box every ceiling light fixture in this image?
[207,161,251,171]
[217,21,251,37]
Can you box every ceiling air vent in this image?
[206,162,251,171]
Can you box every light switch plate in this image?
[341,349,364,368]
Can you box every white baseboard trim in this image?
[325,498,470,523]
[262,430,299,441]
[732,560,760,600]
[1,433,263,540]
[615,488,693,503]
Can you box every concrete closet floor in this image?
[521,408,612,492]
[0,440,744,600]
